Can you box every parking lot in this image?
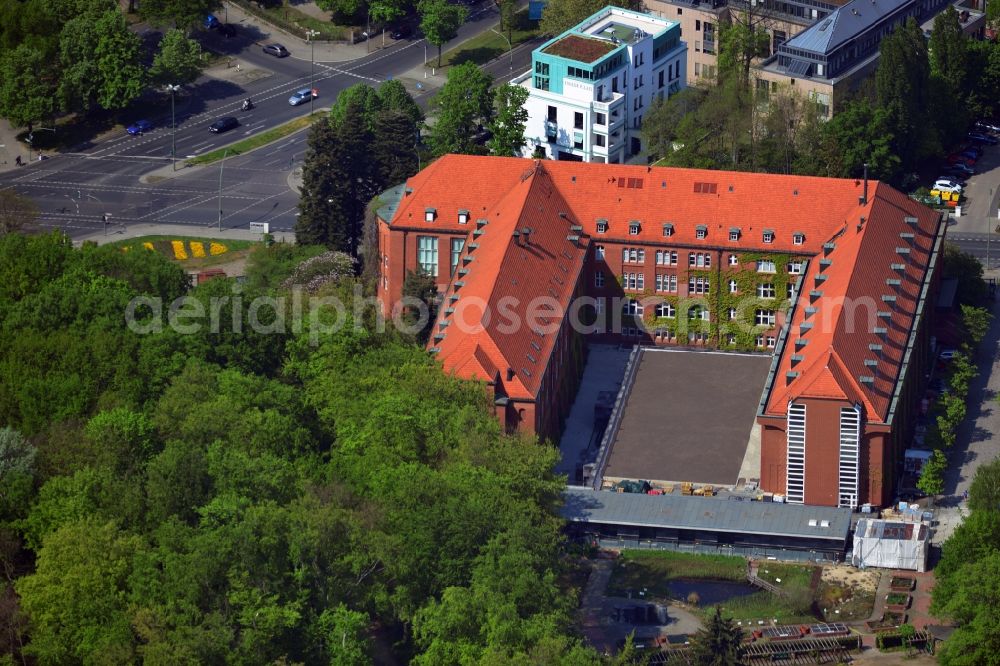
[943,131,1000,238]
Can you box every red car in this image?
[947,153,975,166]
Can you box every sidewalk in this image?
[0,119,27,174]
[72,222,295,246]
[222,1,374,63]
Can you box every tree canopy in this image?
[0,233,601,665]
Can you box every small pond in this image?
[667,579,759,606]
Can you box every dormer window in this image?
[662,223,674,237]
[729,227,740,241]
[763,229,774,244]
[629,220,641,235]
[458,209,469,225]
[793,232,804,245]
[695,225,707,239]
[596,218,608,234]
[425,208,437,222]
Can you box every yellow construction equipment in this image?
[692,485,716,497]
[680,482,694,496]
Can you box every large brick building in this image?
[374,156,944,506]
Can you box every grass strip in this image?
[437,9,542,68]
[187,115,317,166]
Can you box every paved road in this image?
[0,1,536,239]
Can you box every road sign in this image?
[249,222,269,234]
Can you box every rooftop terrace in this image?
[542,34,619,63]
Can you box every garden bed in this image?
[886,592,911,611]
[866,612,907,632]
[889,576,916,592]
[115,236,257,269]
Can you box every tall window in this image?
[757,260,776,273]
[786,403,806,504]
[688,305,708,321]
[656,250,677,265]
[729,254,738,266]
[623,272,644,290]
[727,307,737,320]
[623,298,643,316]
[450,238,465,276]
[787,261,803,274]
[417,236,438,276]
[688,277,710,294]
[595,270,605,288]
[623,248,645,263]
[655,302,675,318]
[596,245,605,260]
[757,283,776,299]
[755,309,776,326]
[688,252,711,267]
[656,274,677,293]
[729,279,738,294]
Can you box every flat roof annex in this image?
[562,486,853,541]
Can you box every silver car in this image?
[288,88,317,106]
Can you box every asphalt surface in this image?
[0,2,537,239]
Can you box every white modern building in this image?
[513,6,687,163]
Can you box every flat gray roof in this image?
[603,349,771,486]
[563,486,853,541]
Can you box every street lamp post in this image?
[166,84,180,171]
[366,11,371,53]
[491,27,513,71]
[306,30,320,116]
[218,148,229,231]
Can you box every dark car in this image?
[218,23,236,37]
[126,119,153,136]
[390,25,413,39]
[209,116,239,133]
[969,131,999,145]
[975,120,1000,133]
[263,43,290,57]
[205,14,220,29]
[948,161,974,176]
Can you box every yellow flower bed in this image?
[190,241,207,258]
[143,242,154,251]
[209,242,227,256]
[171,240,188,260]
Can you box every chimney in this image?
[859,163,869,205]
[520,227,532,244]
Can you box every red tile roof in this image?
[386,156,941,420]
[764,183,943,422]
[386,155,869,255]
[432,163,589,400]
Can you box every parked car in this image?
[947,153,975,166]
[969,131,999,145]
[390,25,413,39]
[961,145,982,158]
[218,23,236,37]
[288,88,318,106]
[263,43,290,57]
[976,120,1000,133]
[938,172,966,184]
[204,14,220,29]
[126,119,153,135]
[933,179,963,193]
[209,116,239,133]
[948,161,975,176]
[939,348,959,361]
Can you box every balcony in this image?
[593,90,625,111]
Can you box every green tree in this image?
[944,243,987,304]
[401,270,438,345]
[928,7,969,145]
[85,407,158,475]
[969,457,1000,512]
[961,304,992,347]
[16,519,144,664]
[917,449,947,496]
[378,78,424,125]
[330,83,382,131]
[0,44,57,127]
[965,39,1000,120]
[372,109,421,187]
[296,118,342,247]
[419,0,467,67]
[140,0,221,31]
[487,84,530,156]
[643,86,707,162]
[59,9,145,112]
[369,0,408,25]
[876,18,933,176]
[689,606,744,666]
[316,0,364,23]
[0,188,40,236]
[150,28,203,86]
[539,0,640,36]
[935,552,1000,666]
[815,98,899,180]
[430,62,494,156]
[717,13,770,91]
[316,604,370,665]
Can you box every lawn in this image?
[755,563,816,594]
[186,115,316,166]
[606,551,747,598]
[114,235,258,270]
[712,591,816,625]
[231,0,353,41]
[438,9,542,67]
